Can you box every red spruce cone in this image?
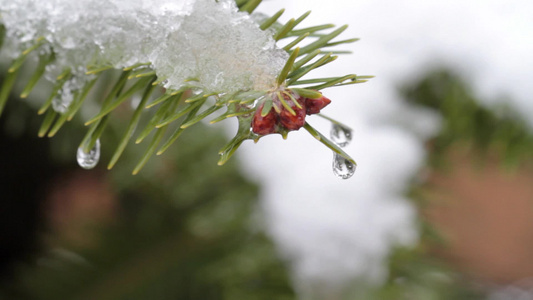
[305,95,331,115]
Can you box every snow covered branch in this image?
[0,0,367,176]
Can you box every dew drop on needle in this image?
[332,152,356,179]
[330,123,352,148]
[76,139,101,169]
[330,123,355,179]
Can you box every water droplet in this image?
[76,139,101,169]
[332,153,356,179]
[330,124,352,147]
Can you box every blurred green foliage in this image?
[0,93,295,299]
[338,69,533,300]
[4,67,530,299]
[401,70,533,169]
[369,69,533,300]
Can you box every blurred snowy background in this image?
[243,0,533,296]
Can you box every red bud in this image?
[305,95,331,115]
[278,99,306,130]
[252,104,278,135]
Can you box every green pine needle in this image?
[292,11,312,28]
[156,104,203,156]
[303,122,356,165]
[20,53,54,98]
[108,80,156,169]
[283,33,309,52]
[0,24,5,50]
[287,53,334,84]
[260,9,284,30]
[136,94,182,144]
[37,109,57,138]
[156,99,206,128]
[218,135,247,166]
[84,117,109,153]
[298,24,348,55]
[287,24,335,37]
[47,91,81,137]
[274,18,296,41]
[122,62,151,71]
[0,68,19,117]
[303,74,356,90]
[86,65,113,75]
[277,47,300,86]
[8,38,45,73]
[277,91,296,116]
[291,88,322,99]
[260,96,273,117]
[284,91,302,109]
[180,105,222,129]
[85,76,153,125]
[67,77,99,121]
[240,0,262,13]
[146,93,176,108]
[291,49,321,71]
[132,126,167,175]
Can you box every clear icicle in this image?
[332,152,356,179]
[330,123,352,147]
[76,139,101,169]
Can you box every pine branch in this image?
[0,0,370,175]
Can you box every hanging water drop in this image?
[329,123,355,179]
[332,152,356,179]
[330,124,352,147]
[77,139,101,169]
